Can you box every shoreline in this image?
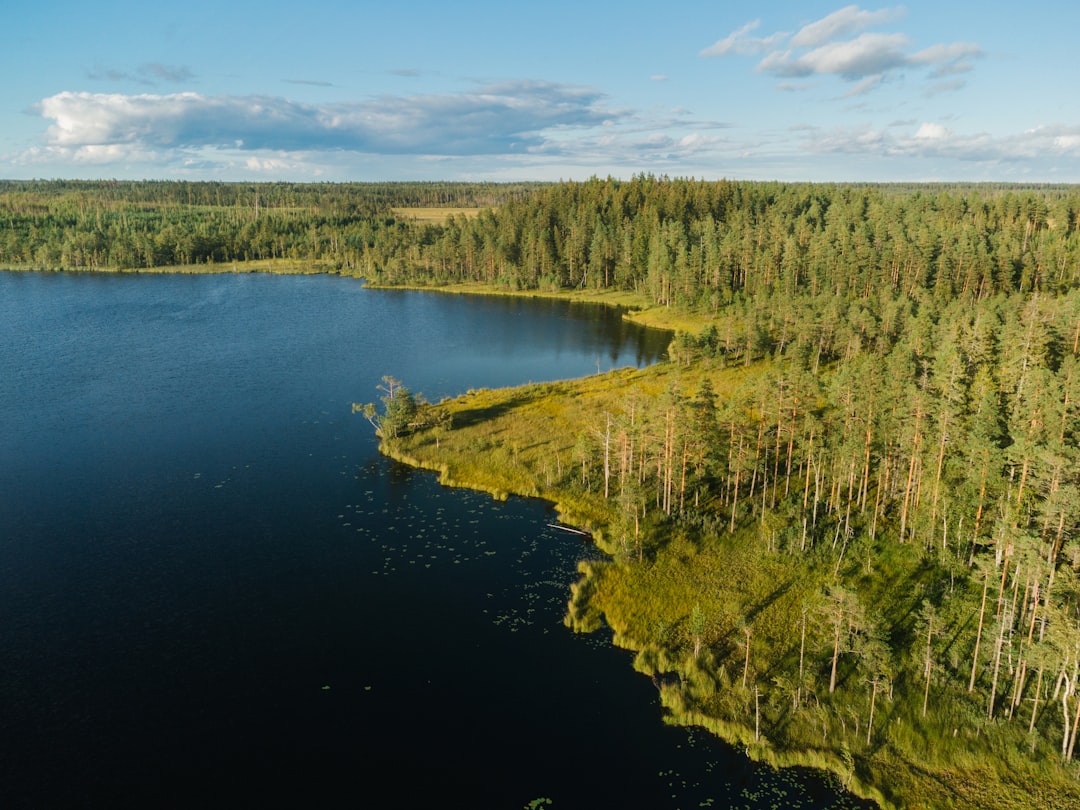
[376,395,892,810]
[360,279,706,333]
[1,263,700,332]
[370,360,900,809]
[0,259,346,277]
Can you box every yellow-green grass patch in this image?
[390,207,484,225]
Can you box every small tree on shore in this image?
[356,376,417,439]
[354,376,450,441]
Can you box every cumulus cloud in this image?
[764,33,913,79]
[914,122,951,140]
[35,82,616,158]
[19,141,174,168]
[1054,134,1080,151]
[703,5,982,92]
[18,81,750,179]
[675,132,729,152]
[789,5,905,48]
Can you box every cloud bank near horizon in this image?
[34,82,615,159]
[19,81,739,178]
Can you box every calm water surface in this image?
[0,272,871,808]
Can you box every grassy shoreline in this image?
[361,279,707,333]
[0,258,346,276]
[377,366,902,807]
[377,361,1080,809]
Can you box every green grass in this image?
[390,206,484,225]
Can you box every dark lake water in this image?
[0,271,872,808]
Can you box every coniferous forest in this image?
[5,177,1080,807]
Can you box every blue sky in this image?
[5,1,1080,183]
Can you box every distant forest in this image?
[0,179,539,271]
[3,177,1080,304]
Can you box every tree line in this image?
[0,179,539,270]
[368,176,1080,305]
[5,178,1080,309]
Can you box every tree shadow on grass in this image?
[448,389,544,430]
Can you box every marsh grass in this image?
[579,522,1080,808]
[390,207,483,225]
[387,367,670,531]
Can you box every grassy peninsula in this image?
[375,289,1079,810]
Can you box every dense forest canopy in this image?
[0,179,542,270]
[5,177,1080,806]
[4,177,1079,303]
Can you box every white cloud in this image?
[19,141,171,167]
[914,122,951,140]
[705,5,982,93]
[910,42,982,65]
[1054,134,1080,151]
[244,156,307,173]
[677,132,727,151]
[700,20,786,58]
[789,5,905,48]
[760,32,911,79]
[23,83,745,179]
[34,82,617,158]
[803,121,1080,164]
